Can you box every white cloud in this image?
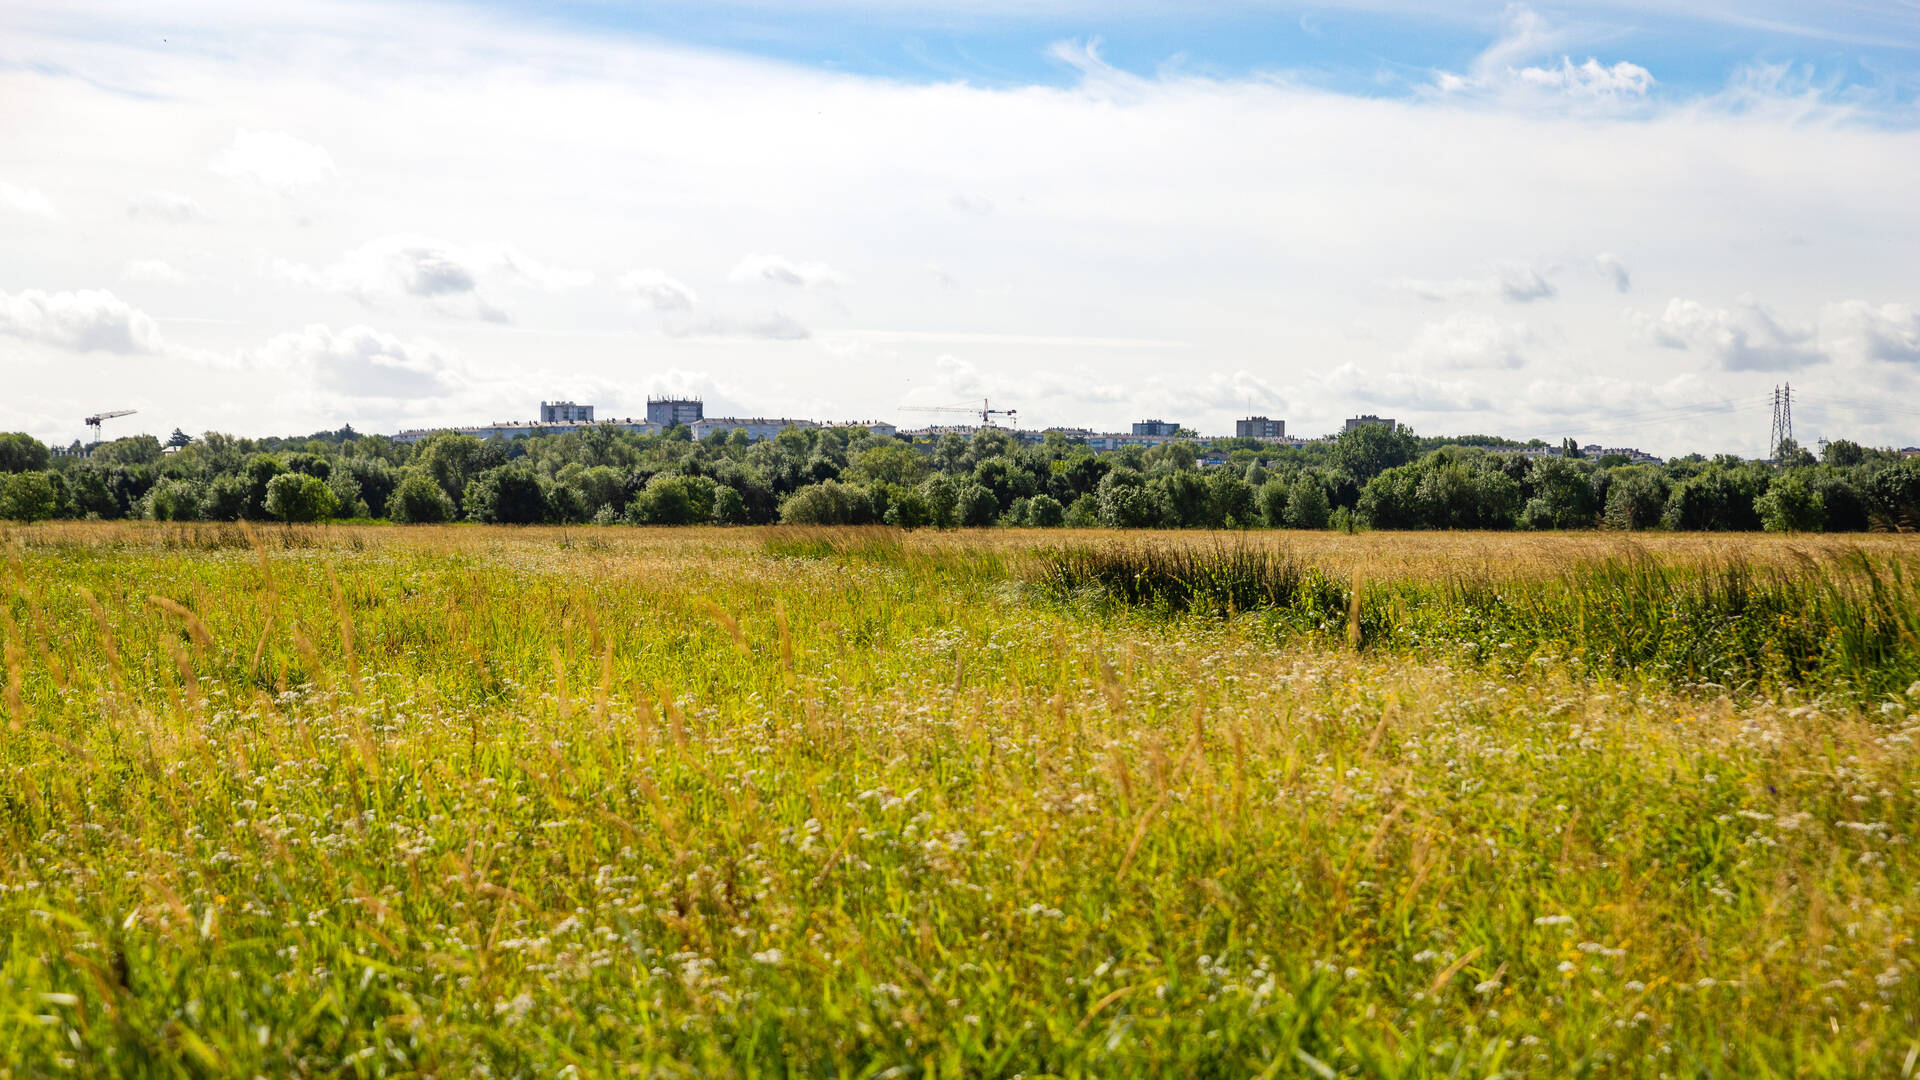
[949,193,995,215]
[1594,253,1631,293]
[1435,5,1653,103]
[275,235,591,321]
[1,181,57,220]
[1,0,1916,451]
[1821,301,1920,366]
[127,190,210,223]
[209,129,337,194]
[251,324,463,400]
[729,253,849,289]
[1391,263,1559,304]
[617,268,699,312]
[1639,295,1825,371]
[122,258,188,284]
[1513,57,1654,98]
[1400,312,1535,370]
[0,288,164,353]
[665,311,811,341]
[1319,363,1493,413]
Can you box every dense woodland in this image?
[0,422,1916,531]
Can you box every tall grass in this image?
[0,522,1915,1077]
[1035,540,1920,702]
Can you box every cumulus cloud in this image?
[1319,362,1493,413]
[1,181,56,219]
[1496,266,1556,303]
[1512,56,1654,98]
[1821,301,1920,365]
[0,288,164,353]
[251,324,463,400]
[1594,253,1631,293]
[1639,295,1825,371]
[617,268,699,312]
[729,253,849,289]
[275,234,591,320]
[127,190,209,222]
[664,311,810,341]
[122,258,188,284]
[209,129,338,194]
[1435,6,1653,103]
[1401,312,1535,370]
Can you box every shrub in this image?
[1025,493,1065,528]
[1756,474,1824,533]
[631,473,715,526]
[1064,494,1099,528]
[465,466,550,524]
[957,482,999,527]
[711,485,749,525]
[0,471,57,522]
[1256,478,1289,527]
[779,480,873,525]
[1283,476,1330,529]
[884,488,933,529]
[148,478,206,522]
[389,474,455,524]
[263,473,338,523]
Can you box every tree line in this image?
[0,422,1916,532]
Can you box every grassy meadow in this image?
[1,522,1917,1077]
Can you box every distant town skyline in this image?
[3,0,1917,458]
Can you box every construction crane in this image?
[84,409,137,443]
[897,398,1018,428]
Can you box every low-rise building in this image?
[689,417,820,442]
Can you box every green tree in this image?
[1097,469,1160,528]
[465,466,550,524]
[388,474,456,524]
[1152,470,1211,527]
[778,480,873,525]
[884,487,934,529]
[0,432,51,473]
[1256,478,1289,527]
[263,473,339,523]
[1024,493,1065,527]
[0,472,57,522]
[165,428,193,449]
[956,483,1000,527]
[1821,439,1865,468]
[631,474,717,525]
[711,485,749,525]
[1602,467,1668,530]
[147,478,206,521]
[1064,494,1099,527]
[848,443,926,488]
[242,454,286,519]
[1331,423,1418,484]
[1283,476,1331,529]
[1755,475,1824,532]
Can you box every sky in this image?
[2,0,1918,456]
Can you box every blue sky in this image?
[488,1,1919,100]
[2,0,1918,453]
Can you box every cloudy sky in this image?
[3,0,1918,455]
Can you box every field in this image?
[1,522,1917,1078]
